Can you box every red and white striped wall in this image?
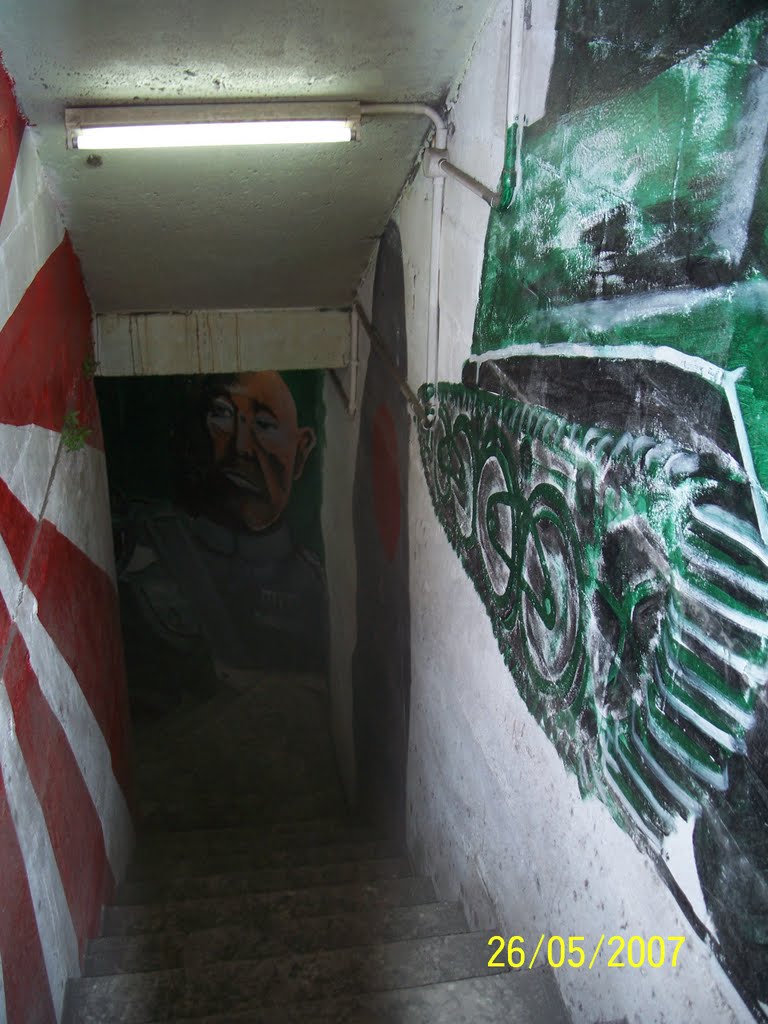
[0,61,134,1023]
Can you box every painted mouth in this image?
[222,469,268,496]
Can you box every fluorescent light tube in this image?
[65,102,362,150]
[74,120,353,150]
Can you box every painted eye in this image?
[207,398,235,432]
[253,414,279,433]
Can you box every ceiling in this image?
[0,0,495,313]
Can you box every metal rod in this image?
[354,302,427,423]
[327,309,360,418]
[348,306,360,417]
[438,158,500,208]
[327,367,351,411]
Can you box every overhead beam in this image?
[93,309,351,376]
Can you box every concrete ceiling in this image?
[0,0,495,313]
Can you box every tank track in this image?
[418,380,768,844]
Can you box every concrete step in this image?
[85,902,467,975]
[65,931,508,1023]
[154,971,572,1023]
[136,820,384,855]
[101,876,437,937]
[138,796,347,831]
[115,857,412,904]
[127,838,403,882]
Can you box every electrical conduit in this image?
[499,0,525,210]
[361,104,448,422]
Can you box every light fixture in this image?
[65,101,362,150]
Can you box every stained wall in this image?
[351,0,768,1021]
[322,238,415,828]
[0,61,134,1022]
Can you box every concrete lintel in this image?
[93,308,351,376]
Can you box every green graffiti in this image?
[473,13,768,486]
[419,381,768,842]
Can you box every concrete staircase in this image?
[64,817,570,1022]
[63,670,570,1022]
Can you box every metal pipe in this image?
[506,0,525,136]
[358,103,447,424]
[327,367,351,411]
[360,103,448,148]
[502,0,526,206]
[361,103,446,417]
[438,158,500,208]
[348,306,360,417]
[354,302,427,422]
[428,173,444,411]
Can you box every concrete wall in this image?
[0,62,133,1022]
[322,275,373,805]
[325,1,767,1022]
[323,227,415,833]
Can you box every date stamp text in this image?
[487,934,685,970]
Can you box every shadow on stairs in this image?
[63,671,570,1023]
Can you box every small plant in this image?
[61,409,92,452]
[82,353,100,379]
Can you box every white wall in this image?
[387,1,755,1022]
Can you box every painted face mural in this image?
[417,5,768,1017]
[205,371,317,532]
[98,369,327,690]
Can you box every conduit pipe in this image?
[354,302,426,423]
[360,103,448,150]
[329,307,360,416]
[361,104,446,409]
[359,100,511,420]
[347,305,360,417]
[501,0,526,206]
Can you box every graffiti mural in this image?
[419,3,768,1014]
[98,370,327,712]
[420,362,768,817]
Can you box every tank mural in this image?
[98,370,327,715]
[419,5,768,1015]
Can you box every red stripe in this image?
[1,599,113,954]
[0,238,103,450]
[0,477,133,804]
[27,519,134,803]
[0,767,56,1024]
[0,476,36,581]
[0,59,25,224]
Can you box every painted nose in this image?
[235,413,254,455]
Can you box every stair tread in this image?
[101,876,436,936]
[66,931,515,1023]
[152,971,571,1024]
[127,839,403,881]
[85,902,467,975]
[116,857,412,904]
[136,821,385,853]
[139,799,348,832]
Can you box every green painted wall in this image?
[475,12,768,485]
[418,5,768,1014]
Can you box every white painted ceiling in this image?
[0,0,495,313]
